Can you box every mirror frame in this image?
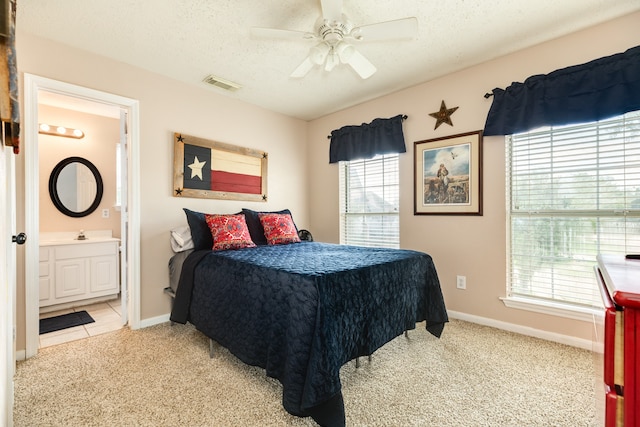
[48,156,104,218]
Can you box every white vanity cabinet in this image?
[39,232,120,309]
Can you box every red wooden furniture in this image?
[596,254,640,426]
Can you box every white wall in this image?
[307,12,640,342]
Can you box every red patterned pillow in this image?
[204,214,257,251]
[258,213,301,245]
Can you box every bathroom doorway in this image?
[23,74,141,358]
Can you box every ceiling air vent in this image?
[202,74,242,92]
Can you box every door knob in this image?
[12,232,26,245]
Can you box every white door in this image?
[1,142,17,426]
[119,109,128,325]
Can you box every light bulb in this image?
[336,43,355,63]
[309,43,330,65]
[325,53,338,71]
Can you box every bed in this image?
[168,208,448,427]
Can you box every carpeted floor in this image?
[13,319,598,426]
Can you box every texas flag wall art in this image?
[173,133,268,202]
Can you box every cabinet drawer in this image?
[55,242,117,260]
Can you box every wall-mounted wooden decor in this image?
[173,133,268,202]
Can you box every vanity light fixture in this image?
[38,123,85,139]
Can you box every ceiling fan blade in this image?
[345,49,377,79]
[250,27,315,41]
[351,17,418,41]
[290,56,315,78]
[320,0,343,22]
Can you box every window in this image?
[339,154,399,248]
[507,110,640,313]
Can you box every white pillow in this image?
[170,225,194,252]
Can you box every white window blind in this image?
[507,110,640,309]
[339,154,399,248]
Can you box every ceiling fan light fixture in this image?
[336,43,355,64]
[253,1,416,80]
[324,53,338,71]
[309,43,330,65]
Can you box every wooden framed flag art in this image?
[173,133,268,202]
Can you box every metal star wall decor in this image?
[429,100,459,130]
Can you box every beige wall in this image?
[307,12,640,342]
[16,33,309,351]
[38,105,121,236]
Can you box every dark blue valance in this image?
[329,114,406,163]
[484,45,640,136]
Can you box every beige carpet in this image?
[14,319,598,426]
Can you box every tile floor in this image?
[39,298,123,348]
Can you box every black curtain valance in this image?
[329,114,406,163]
[484,45,640,136]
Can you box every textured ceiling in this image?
[18,0,640,121]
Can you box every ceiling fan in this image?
[250,0,418,79]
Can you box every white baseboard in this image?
[138,313,171,329]
[447,310,595,351]
[16,311,594,361]
[140,310,596,351]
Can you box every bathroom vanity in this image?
[39,230,120,312]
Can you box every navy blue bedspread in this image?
[170,242,447,426]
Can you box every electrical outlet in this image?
[102,209,110,218]
[456,275,466,290]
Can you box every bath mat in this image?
[39,310,95,335]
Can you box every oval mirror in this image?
[49,157,103,218]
